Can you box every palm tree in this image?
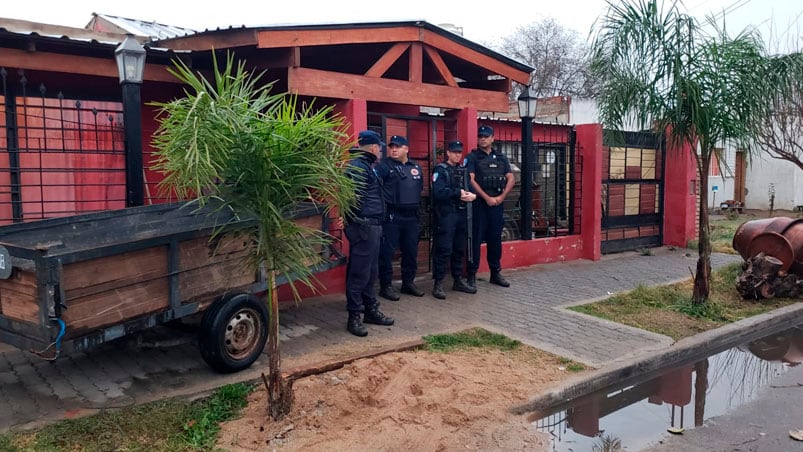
[150,54,355,419]
[590,0,794,303]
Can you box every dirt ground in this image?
[216,345,581,451]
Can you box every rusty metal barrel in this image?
[732,217,794,259]
[783,219,803,275]
[733,216,803,276]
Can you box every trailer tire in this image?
[199,293,268,373]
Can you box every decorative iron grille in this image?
[0,68,126,225]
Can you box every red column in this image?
[576,124,602,261]
[663,138,698,247]
[334,98,368,142]
[455,107,478,156]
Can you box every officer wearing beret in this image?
[343,130,395,337]
[375,135,425,300]
[431,140,477,299]
[465,125,515,289]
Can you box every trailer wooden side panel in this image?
[61,246,170,336]
[178,235,256,306]
[0,270,40,324]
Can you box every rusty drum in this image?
[732,217,795,259]
[781,219,803,276]
[746,231,794,273]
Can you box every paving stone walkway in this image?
[0,247,741,431]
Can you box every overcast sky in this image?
[3,0,801,50]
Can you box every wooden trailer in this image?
[0,201,341,372]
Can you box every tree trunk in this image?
[694,358,709,427]
[693,168,711,304]
[266,269,293,420]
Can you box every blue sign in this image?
[712,185,719,192]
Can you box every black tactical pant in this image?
[344,222,382,314]
[432,210,467,281]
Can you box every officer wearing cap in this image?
[342,130,395,337]
[431,140,477,299]
[375,135,425,300]
[465,125,515,289]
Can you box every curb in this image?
[510,302,803,416]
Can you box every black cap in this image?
[358,130,382,146]
[447,140,464,152]
[389,135,409,146]
[478,125,494,137]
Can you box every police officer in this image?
[431,140,477,299]
[466,125,515,288]
[376,135,425,300]
[343,130,395,337]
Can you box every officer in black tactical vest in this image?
[343,130,395,337]
[466,125,515,288]
[431,140,478,299]
[376,135,425,300]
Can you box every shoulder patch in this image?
[432,172,439,182]
[410,168,420,176]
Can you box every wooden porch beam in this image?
[423,46,457,87]
[288,66,509,112]
[365,43,409,78]
[409,43,423,83]
[258,27,420,48]
[0,48,177,83]
[419,29,531,84]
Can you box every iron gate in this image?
[367,112,457,276]
[601,130,665,253]
[0,68,126,225]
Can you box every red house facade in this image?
[0,16,698,299]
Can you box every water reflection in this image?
[534,326,803,451]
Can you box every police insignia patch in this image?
[411,168,420,176]
[432,172,439,182]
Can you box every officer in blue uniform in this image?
[431,140,478,299]
[466,125,515,289]
[376,135,425,300]
[343,130,395,337]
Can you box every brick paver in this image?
[0,247,741,431]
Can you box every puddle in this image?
[533,325,803,451]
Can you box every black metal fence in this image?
[490,123,580,241]
[0,68,126,225]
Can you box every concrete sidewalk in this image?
[0,247,741,432]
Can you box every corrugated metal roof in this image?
[92,13,196,40]
[0,17,126,45]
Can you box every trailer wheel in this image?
[199,293,268,373]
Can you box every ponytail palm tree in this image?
[591,0,789,303]
[150,54,355,419]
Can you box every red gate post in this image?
[663,136,698,247]
[576,124,603,261]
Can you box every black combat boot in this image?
[466,272,477,291]
[490,271,510,287]
[379,284,400,301]
[400,281,425,297]
[453,277,477,294]
[363,305,395,326]
[432,280,446,299]
[347,312,367,337]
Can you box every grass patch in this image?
[0,383,252,452]
[569,262,797,340]
[423,327,521,352]
[557,357,586,373]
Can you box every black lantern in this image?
[517,86,537,240]
[115,34,146,206]
[114,35,146,84]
